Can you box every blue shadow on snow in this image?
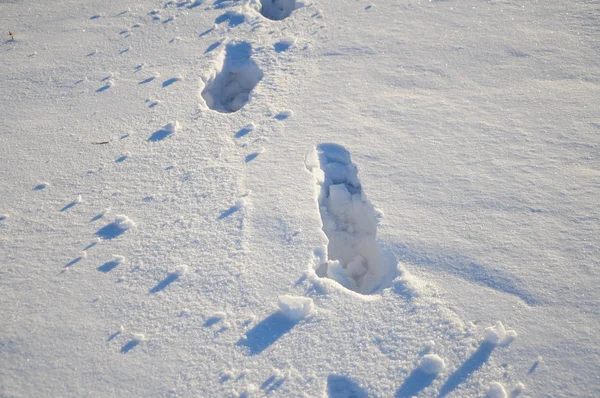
[395,368,437,397]
[437,341,495,397]
[215,11,245,27]
[236,312,298,355]
[149,273,179,294]
[96,222,126,239]
[120,340,140,353]
[97,260,120,273]
[162,78,180,87]
[60,200,78,212]
[274,41,292,53]
[327,375,368,398]
[147,127,173,142]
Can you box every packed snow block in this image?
[200,41,263,113]
[259,0,296,21]
[306,143,398,294]
[277,295,314,321]
[484,321,517,347]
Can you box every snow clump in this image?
[484,321,517,347]
[419,354,446,375]
[486,382,507,398]
[277,295,314,321]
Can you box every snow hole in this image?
[201,42,263,113]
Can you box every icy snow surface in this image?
[1,0,599,397]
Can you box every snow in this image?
[1,0,599,396]
[485,382,508,398]
[419,354,446,376]
[484,321,518,347]
[277,295,314,321]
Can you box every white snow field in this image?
[1,0,599,397]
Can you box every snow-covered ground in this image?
[1,0,599,397]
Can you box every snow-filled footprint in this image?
[305,143,398,294]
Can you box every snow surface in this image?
[1,0,599,397]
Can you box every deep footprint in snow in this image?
[201,42,263,113]
[305,143,398,294]
[259,0,296,21]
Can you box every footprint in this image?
[259,0,296,21]
[200,41,263,113]
[305,143,398,294]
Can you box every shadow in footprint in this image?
[149,273,179,294]
[64,256,83,268]
[97,260,120,273]
[395,369,437,398]
[120,340,140,353]
[327,375,368,398]
[236,312,297,355]
[438,342,495,397]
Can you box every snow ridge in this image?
[306,143,398,294]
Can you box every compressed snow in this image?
[419,354,446,375]
[484,321,518,347]
[486,382,507,398]
[277,295,314,321]
[113,215,135,231]
[173,264,188,277]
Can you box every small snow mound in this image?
[486,382,507,398]
[164,121,179,134]
[75,195,82,203]
[419,354,445,375]
[174,264,188,277]
[513,382,526,396]
[113,215,135,231]
[277,295,314,321]
[484,321,517,347]
[131,333,146,342]
[114,255,125,264]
